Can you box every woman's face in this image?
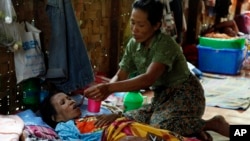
[130,8,160,47]
[51,92,81,122]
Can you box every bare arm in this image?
[215,20,239,33]
[84,62,166,101]
[109,69,129,83]
[215,20,239,37]
[108,62,166,93]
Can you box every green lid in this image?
[199,37,245,49]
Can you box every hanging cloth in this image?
[169,0,185,44]
[160,0,178,40]
[45,0,94,93]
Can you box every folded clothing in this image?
[17,109,60,140]
[0,114,24,141]
[23,125,60,140]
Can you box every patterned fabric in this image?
[55,119,103,141]
[75,116,107,134]
[101,117,200,141]
[124,74,206,136]
[23,125,60,140]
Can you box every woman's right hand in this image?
[84,83,111,101]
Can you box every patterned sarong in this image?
[101,117,199,141]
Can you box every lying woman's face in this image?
[51,92,81,122]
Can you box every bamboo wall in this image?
[0,0,134,114]
[72,0,134,76]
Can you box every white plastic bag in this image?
[0,0,19,48]
[14,22,46,84]
[0,0,16,24]
[0,22,15,46]
[0,22,22,48]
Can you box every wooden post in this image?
[109,0,120,77]
[185,0,201,44]
[235,0,244,17]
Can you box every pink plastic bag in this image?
[235,12,250,34]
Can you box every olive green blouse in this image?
[119,32,191,87]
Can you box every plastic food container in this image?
[197,45,245,75]
[199,37,245,49]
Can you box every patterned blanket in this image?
[102,117,200,141]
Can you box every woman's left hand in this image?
[84,83,111,101]
[94,114,120,128]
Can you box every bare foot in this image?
[204,115,230,137]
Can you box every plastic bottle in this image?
[40,86,49,103]
[123,91,144,112]
[22,78,41,110]
[242,40,250,70]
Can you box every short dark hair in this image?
[132,0,163,26]
[39,88,63,128]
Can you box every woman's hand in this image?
[84,83,111,101]
[94,114,120,128]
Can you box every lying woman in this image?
[39,90,199,141]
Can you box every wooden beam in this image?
[235,0,244,17]
[108,0,121,77]
[186,0,201,44]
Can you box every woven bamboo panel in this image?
[72,0,112,74]
[72,0,134,75]
[119,0,134,58]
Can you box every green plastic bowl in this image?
[123,91,143,112]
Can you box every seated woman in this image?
[84,0,229,140]
[201,0,239,38]
[39,90,198,141]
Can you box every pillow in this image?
[17,109,60,140]
[17,109,51,128]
